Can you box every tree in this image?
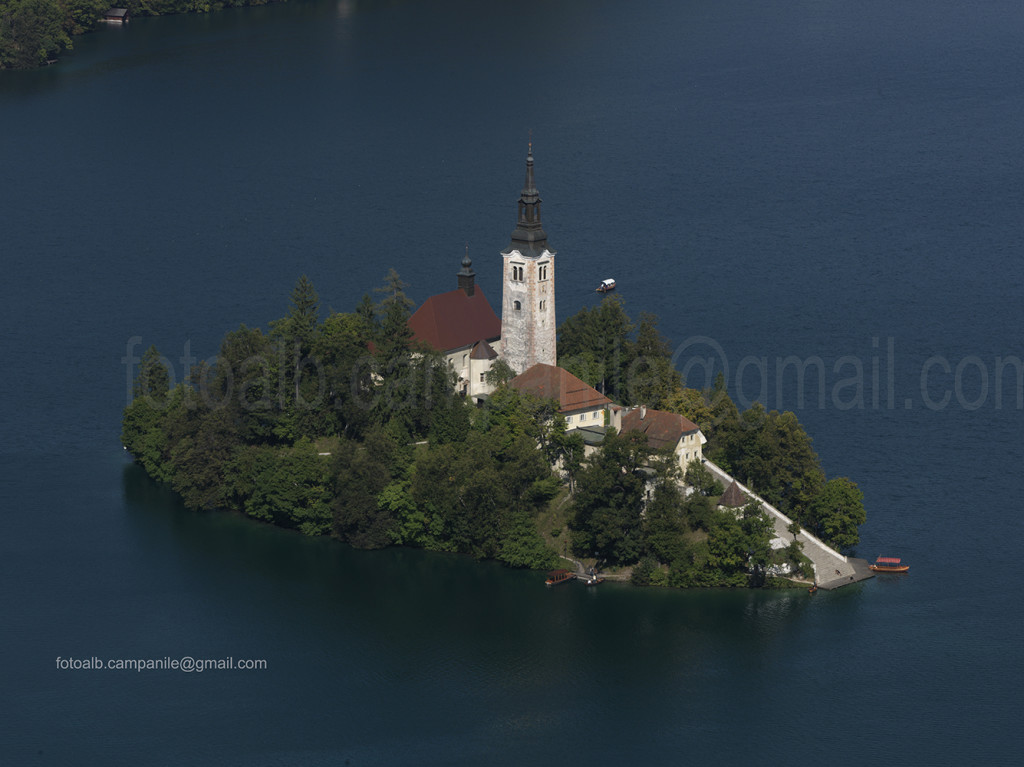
[714,404,824,520]
[555,429,585,495]
[499,509,558,570]
[331,431,395,549]
[133,345,171,404]
[201,325,280,442]
[663,386,714,434]
[626,313,681,408]
[684,459,723,496]
[806,477,866,552]
[0,0,70,69]
[269,275,322,436]
[315,311,376,439]
[122,347,175,482]
[477,385,560,454]
[681,492,714,532]
[244,439,332,535]
[64,0,106,34]
[645,478,688,565]
[704,502,773,587]
[167,407,240,510]
[739,501,774,586]
[372,268,413,368]
[630,555,659,586]
[484,358,516,388]
[557,295,634,401]
[569,429,649,565]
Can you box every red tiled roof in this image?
[509,363,611,413]
[408,287,501,353]
[621,407,699,450]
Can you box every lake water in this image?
[2,0,1022,763]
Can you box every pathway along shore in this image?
[702,461,873,590]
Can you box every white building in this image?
[620,406,707,470]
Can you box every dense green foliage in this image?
[567,428,776,588]
[558,298,867,554]
[123,276,867,586]
[557,295,681,408]
[122,274,562,570]
[0,0,287,70]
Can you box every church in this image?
[408,144,557,401]
[406,145,706,462]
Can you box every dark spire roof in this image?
[503,143,553,259]
[719,480,749,508]
[470,339,498,360]
[457,246,475,296]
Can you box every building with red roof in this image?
[408,251,502,401]
[620,406,706,470]
[509,364,611,441]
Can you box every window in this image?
[511,264,525,281]
[539,300,545,311]
[539,263,549,280]
[479,373,485,383]
[513,300,521,310]
[566,415,573,423]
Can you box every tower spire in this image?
[507,142,549,259]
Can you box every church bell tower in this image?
[501,144,556,374]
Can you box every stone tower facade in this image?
[501,145,556,374]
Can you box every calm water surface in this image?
[2,1,1022,763]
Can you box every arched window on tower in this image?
[514,300,521,311]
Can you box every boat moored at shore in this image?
[545,569,575,586]
[869,556,909,573]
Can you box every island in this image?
[122,274,867,590]
[122,148,866,590]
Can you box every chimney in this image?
[640,405,646,419]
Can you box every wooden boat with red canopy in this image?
[869,556,909,573]
[545,569,575,586]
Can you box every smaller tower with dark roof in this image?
[457,247,476,296]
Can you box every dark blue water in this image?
[2,1,1022,763]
